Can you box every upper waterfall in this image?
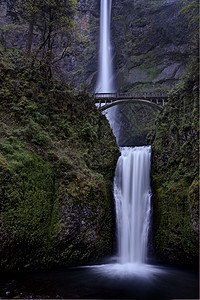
[96,0,114,93]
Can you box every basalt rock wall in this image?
[75,0,193,92]
[112,0,193,92]
[0,0,194,91]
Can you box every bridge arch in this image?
[94,92,168,111]
[97,98,163,111]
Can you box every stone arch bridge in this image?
[94,92,168,111]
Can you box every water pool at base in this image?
[0,262,198,299]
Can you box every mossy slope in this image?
[0,50,119,271]
[148,60,199,267]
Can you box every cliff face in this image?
[74,0,194,94]
[0,50,119,271]
[148,59,199,267]
[0,0,193,92]
[108,0,195,147]
[112,0,193,92]
[74,0,194,93]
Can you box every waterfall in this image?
[95,1,153,269]
[114,146,152,264]
[95,0,120,139]
[89,146,160,277]
[96,0,114,93]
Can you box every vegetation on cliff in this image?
[148,57,199,267]
[107,0,198,148]
[0,0,79,82]
[112,0,194,92]
[0,48,119,271]
[111,103,158,147]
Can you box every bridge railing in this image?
[94,91,168,99]
[94,93,117,98]
[119,92,168,98]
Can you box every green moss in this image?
[149,59,199,267]
[188,178,199,206]
[0,49,119,271]
[0,153,8,171]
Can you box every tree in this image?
[35,0,77,63]
[14,0,78,68]
[14,0,43,55]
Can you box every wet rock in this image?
[127,67,150,83]
[154,63,183,81]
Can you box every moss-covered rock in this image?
[0,50,119,272]
[112,0,194,92]
[148,59,199,267]
[109,103,159,146]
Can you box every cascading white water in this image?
[95,2,152,265]
[95,0,120,140]
[88,146,161,278]
[96,0,114,93]
[84,0,165,280]
[114,146,152,264]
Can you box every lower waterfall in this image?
[87,145,164,278]
[114,146,151,264]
